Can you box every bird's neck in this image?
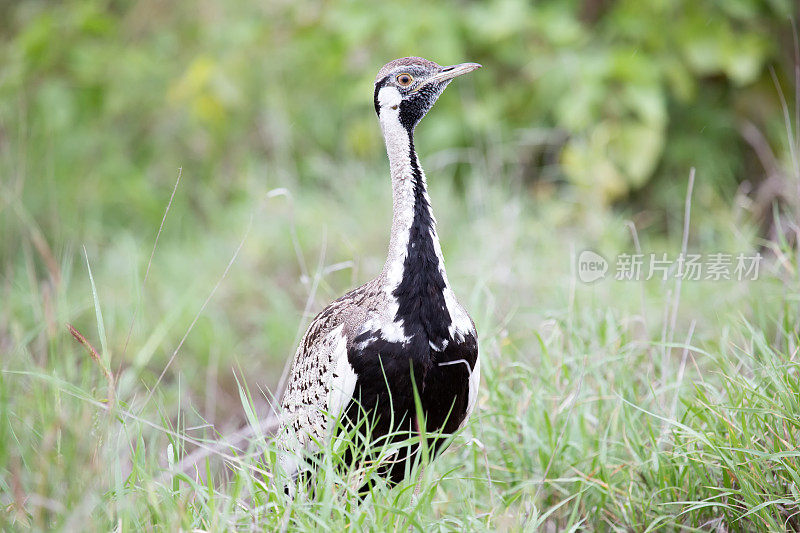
[381,124,453,343]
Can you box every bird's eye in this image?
[396,73,414,87]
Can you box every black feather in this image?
[341,131,477,487]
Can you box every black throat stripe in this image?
[391,136,452,345]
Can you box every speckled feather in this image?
[280,278,385,447]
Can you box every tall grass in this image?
[2,154,799,530]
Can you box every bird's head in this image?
[373,57,481,133]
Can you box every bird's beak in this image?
[429,62,482,84]
[413,62,481,92]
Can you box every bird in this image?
[277,57,481,490]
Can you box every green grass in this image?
[2,158,799,530]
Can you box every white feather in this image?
[326,325,356,422]
[444,288,473,340]
[377,86,402,108]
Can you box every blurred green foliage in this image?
[0,0,796,255]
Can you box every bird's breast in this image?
[346,324,478,431]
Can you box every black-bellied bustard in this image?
[278,57,481,489]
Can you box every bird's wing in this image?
[277,308,347,480]
[326,328,358,423]
[278,289,368,459]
